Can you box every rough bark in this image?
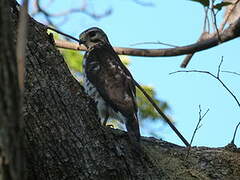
[0,0,24,179]
[2,0,240,180]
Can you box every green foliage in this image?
[190,0,209,7]
[136,85,170,121]
[60,49,84,72]
[213,2,232,11]
[118,55,130,66]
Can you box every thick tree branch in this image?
[52,17,240,57]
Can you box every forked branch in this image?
[170,58,240,107]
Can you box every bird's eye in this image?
[89,31,96,37]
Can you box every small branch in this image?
[231,121,240,144]
[134,80,190,147]
[190,105,209,146]
[203,7,210,33]
[170,61,240,107]
[130,41,178,48]
[47,26,79,42]
[217,56,223,78]
[186,105,209,159]
[222,70,240,76]
[16,0,29,92]
[210,2,222,42]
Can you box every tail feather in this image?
[126,114,141,146]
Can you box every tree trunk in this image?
[0,0,24,179]
[1,0,240,179]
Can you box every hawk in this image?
[79,27,140,146]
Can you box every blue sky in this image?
[24,0,240,147]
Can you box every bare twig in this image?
[134,80,190,147]
[217,56,224,78]
[48,16,240,57]
[130,41,178,48]
[222,70,240,76]
[47,26,79,42]
[203,7,210,33]
[231,121,240,144]
[190,105,209,146]
[16,0,29,92]
[186,105,209,159]
[170,59,240,107]
[210,1,222,42]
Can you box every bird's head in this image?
[79,27,110,49]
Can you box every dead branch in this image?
[190,105,210,146]
[186,105,209,158]
[130,41,178,48]
[222,70,240,76]
[231,121,240,144]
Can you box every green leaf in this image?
[61,49,84,72]
[190,0,209,7]
[136,85,171,122]
[118,55,131,66]
[213,2,232,11]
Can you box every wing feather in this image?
[85,44,137,117]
